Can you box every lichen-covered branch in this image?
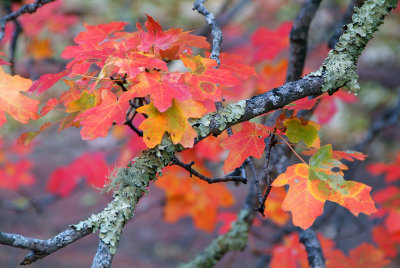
[0,0,55,41]
[328,0,365,49]
[180,210,251,268]
[286,0,322,82]
[312,0,398,94]
[0,1,397,266]
[92,240,114,268]
[0,225,92,265]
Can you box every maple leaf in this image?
[372,226,400,258]
[113,53,168,79]
[47,152,109,197]
[40,98,58,117]
[137,14,209,58]
[130,71,191,112]
[285,97,317,111]
[256,59,288,94]
[61,21,127,73]
[251,22,293,62]
[181,54,240,102]
[156,162,234,232]
[373,186,400,233]
[367,152,400,182]
[211,52,256,80]
[221,122,271,173]
[273,145,377,229]
[18,123,53,146]
[0,66,39,126]
[314,90,358,124]
[302,148,367,162]
[0,160,35,190]
[137,99,206,148]
[77,89,132,140]
[284,116,320,147]
[194,136,224,162]
[216,212,237,235]
[265,187,290,226]
[325,243,389,268]
[18,1,78,36]
[28,69,71,94]
[270,233,308,268]
[26,37,53,60]
[272,163,324,229]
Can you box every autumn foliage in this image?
[1,0,400,267]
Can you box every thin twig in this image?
[0,0,56,41]
[172,156,247,184]
[3,1,23,75]
[0,225,92,265]
[286,0,322,82]
[193,0,223,65]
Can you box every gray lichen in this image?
[180,209,250,268]
[74,138,178,254]
[311,0,398,94]
[193,100,246,137]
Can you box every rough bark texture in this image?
[299,229,326,268]
[286,0,322,82]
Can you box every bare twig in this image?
[193,0,223,64]
[0,0,55,41]
[286,0,322,82]
[3,1,22,75]
[172,156,247,184]
[0,225,92,265]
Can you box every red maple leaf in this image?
[47,152,110,197]
[181,54,240,102]
[314,90,358,124]
[250,21,293,62]
[221,122,271,173]
[77,89,133,140]
[130,71,191,112]
[367,152,400,183]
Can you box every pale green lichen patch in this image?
[193,99,246,137]
[312,0,398,94]
[180,209,250,268]
[74,138,178,254]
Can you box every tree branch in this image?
[0,225,92,265]
[0,0,55,41]
[286,0,322,82]
[0,0,398,266]
[299,229,326,268]
[172,157,247,184]
[91,240,114,268]
[328,0,365,49]
[193,0,223,65]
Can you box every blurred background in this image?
[0,0,399,267]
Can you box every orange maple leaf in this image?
[156,152,234,232]
[221,121,271,173]
[137,99,206,148]
[77,89,132,140]
[130,71,191,112]
[273,145,376,229]
[0,66,39,126]
[325,243,389,268]
[181,54,240,102]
